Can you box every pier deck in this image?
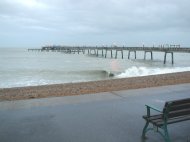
[28,45,190,64]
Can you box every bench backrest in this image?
[163,98,190,120]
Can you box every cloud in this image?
[0,0,190,47]
[14,0,49,9]
[42,0,190,33]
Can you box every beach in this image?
[1,71,190,101]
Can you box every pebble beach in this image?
[1,71,190,101]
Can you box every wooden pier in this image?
[28,45,190,64]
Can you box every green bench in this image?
[142,98,190,142]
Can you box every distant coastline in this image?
[1,71,190,101]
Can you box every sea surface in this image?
[0,48,190,88]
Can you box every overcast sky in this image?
[0,0,190,48]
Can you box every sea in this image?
[0,47,190,88]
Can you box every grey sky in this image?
[0,0,190,47]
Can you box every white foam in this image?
[116,66,190,78]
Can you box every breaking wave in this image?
[116,66,190,78]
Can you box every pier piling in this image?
[105,49,113,58]
[164,52,174,64]
[128,50,136,59]
[144,51,153,60]
[115,49,124,59]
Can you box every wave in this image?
[116,66,190,78]
[57,70,115,78]
[0,69,113,76]
[36,69,114,77]
[0,69,115,88]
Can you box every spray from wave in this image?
[116,66,190,78]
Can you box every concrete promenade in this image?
[0,84,190,142]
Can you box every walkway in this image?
[0,84,190,142]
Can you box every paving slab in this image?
[0,84,190,142]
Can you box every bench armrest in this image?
[145,104,162,116]
[145,105,162,112]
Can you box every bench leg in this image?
[163,125,171,142]
[142,121,149,139]
[142,121,171,142]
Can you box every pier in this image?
[28,45,190,64]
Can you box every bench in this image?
[142,98,190,142]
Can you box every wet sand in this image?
[1,71,190,101]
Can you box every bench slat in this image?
[165,98,190,106]
[167,103,190,112]
[144,115,190,127]
[167,108,190,118]
[155,115,190,127]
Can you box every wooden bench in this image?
[142,98,190,142]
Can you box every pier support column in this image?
[144,51,153,60]
[115,50,124,59]
[89,49,96,55]
[96,49,103,57]
[128,50,136,59]
[105,49,113,58]
[94,49,96,55]
[96,49,99,56]
[164,52,174,64]
[82,49,85,54]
